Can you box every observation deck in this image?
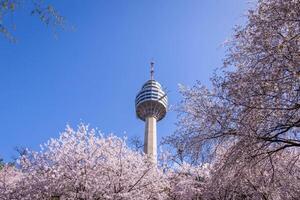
[135,79,168,121]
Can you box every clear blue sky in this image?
[0,0,250,161]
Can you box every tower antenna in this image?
[150,61,154,80]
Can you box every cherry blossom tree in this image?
[165,0,299,167]
[164,0,300,198]
[2,124,169,200]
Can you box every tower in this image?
[135,62,168,162]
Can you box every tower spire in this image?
[150,61,154,80]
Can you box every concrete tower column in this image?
[144,116,157,162]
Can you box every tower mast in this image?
[150,61,154,80]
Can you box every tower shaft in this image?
[144,116,157,162]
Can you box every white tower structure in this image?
[135,62,168,162]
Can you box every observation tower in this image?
[135,62,168,162]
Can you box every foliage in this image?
[0,158,4,170]
[0,0,64,41]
